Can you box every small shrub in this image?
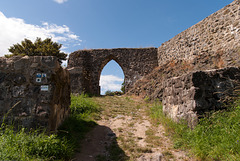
[105,90,123,96]
[105,90,114,96]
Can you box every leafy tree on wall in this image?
[5,38,67,64]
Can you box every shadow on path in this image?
[73,124,129,161]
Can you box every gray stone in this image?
[67,48,158,95]
[0,56,70,131]
[162,67,240,128]
[128,0,240,102]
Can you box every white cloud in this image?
[100,75,124,95]
[0,11,81,56]
[53,0,68,4]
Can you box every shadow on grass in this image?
[57,116,97,151]
[58,116,128,161]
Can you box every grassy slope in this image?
[150,99,240,161]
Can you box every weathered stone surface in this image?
[128,0,240,102]
[162,67,240,128]
[0,56,70,131]
[158,0,240,67]
[67,48,158,95]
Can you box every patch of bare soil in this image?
[73,96,195,161]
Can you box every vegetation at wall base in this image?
[57,94,100,154]
[0,124,73,160]
[0,93,100,160]
[149,98,240,160]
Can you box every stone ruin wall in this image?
[67,48,158,95]
[130,0,240,99]
[128,0,240,126]
[162,67,240,127]
[159,0,240,126]
[0,56,70,131]
[158,0,240,69]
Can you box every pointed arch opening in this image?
[99,59,125,95]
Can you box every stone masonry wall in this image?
[158,0,240,68]
[67,48,158,95]
[129,0,240,101]
[162,67,240,128]
[0,56,70,131]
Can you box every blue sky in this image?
[0,0,233,94]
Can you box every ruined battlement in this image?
[67,48,158,95]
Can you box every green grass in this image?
[58,94,99,151]
[2,93,239,160]
[0,125,73,160]
[149,99,240,160]
[70,94,100,115]
[187,104,240,160]
[0,93,100,160]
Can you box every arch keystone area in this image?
[67,48,158,95]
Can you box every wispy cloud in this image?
[100,75,124,95]
[0,11,81,56]
[53,0,68,4]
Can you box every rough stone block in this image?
[0,56,70,131]
[162,67,240,128]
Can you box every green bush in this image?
[105,90,123,96]
[105,90,115,96]
[6,38,67,64]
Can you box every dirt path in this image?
[73,96,195,161]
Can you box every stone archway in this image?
[99,55,125,95]
[67,48,158,95]
[98,54,125,83]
